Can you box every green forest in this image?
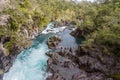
[0,0,120,56]
[0,0,120,79]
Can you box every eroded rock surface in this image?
[47,36,61,49]
[0,36,24,80]
[46,45,120,80]
[70,28,83,37]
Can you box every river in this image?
[3,22,83,80]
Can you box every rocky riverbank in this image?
[46,29,120,80]
[0,18,76,80]
[47,36,61,49]
[0,44,22,79]
[0,36,34,79]
[46,45,120,80]
[0,14,38,79]
[0,12,75,78]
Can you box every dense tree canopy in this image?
[0,0,120,56]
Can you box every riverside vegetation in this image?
[0,0,120,79]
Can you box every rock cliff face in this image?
[0,13,39,79]
[0,34,25,77]
[0,43,22,79]
[20,26,40,40]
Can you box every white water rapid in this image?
[3,22,65,80]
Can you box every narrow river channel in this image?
[3,22,83,80]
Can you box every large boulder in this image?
[47,36,61,49]
[70,28,83,37]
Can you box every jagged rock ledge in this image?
[46,43,120,80]
[47,36,61,49]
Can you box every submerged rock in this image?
[47,36,61,49]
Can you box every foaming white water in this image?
[42,22,66,34]
[3,42,49,80]
[2,22,57,80]
[3,22,67,80]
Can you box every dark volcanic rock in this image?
[47,36,61,49]
[70,27,97,38]
[0,43,23,79]
[46,48,87,80]
[70,28,83,37]
[46,45,120,80]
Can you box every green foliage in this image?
[94,25,120,56]
[110,74,120,79]
[8,16,19,31]
[0,0,78,56]
[19,0,31,8]
[82,39,94,47]
[32,11,50,28]
[0,69,3,75]
[74,0,120,56]
[0,27,6,36]
[83,16,94,28]
[95,29,120,46]
[4,36,17,53]
[0,0,120,56]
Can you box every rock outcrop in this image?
[46,45,120,80]
[0,35,24,79]
[70,27,97,38]
[47,36,61,49]
[70,28,83,37]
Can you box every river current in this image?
[3,22,83,80]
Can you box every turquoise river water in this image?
[3,22,83,80]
